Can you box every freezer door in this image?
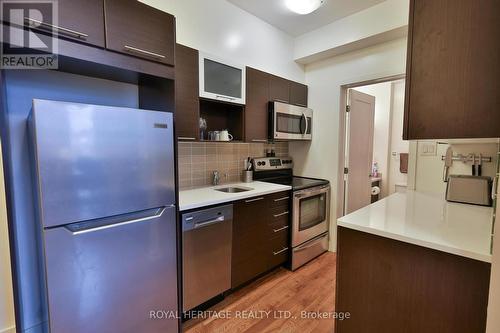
[30,99,175,228]
[44,206,178,333]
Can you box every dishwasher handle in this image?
[194,216,225,229]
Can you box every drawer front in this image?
[291,233,328,271]
[268,191,291,208]
[267,231,289,269]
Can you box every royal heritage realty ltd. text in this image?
[150,310,351,321]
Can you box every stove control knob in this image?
[262,161,266,166]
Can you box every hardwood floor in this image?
[183,252,336,333]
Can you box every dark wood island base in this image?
[335,226,491,333]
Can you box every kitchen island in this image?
[336,191,493,333]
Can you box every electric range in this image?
[253,157,330,270]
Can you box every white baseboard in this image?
[0,326,16,333]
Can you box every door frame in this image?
[336,74,405,218]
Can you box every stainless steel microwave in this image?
[269,101,313,141]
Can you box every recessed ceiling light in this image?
[285,0,326,15]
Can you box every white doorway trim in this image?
[336,74,406,218]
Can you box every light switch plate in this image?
[420,142,437,156]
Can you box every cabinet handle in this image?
[273,211,289,218]
[124,45,166,59]
[25,17,88,39]
[252,139,268,143]
[273,247,289,256]
[245,197,264,203]
[178,137,196,141]
[273,225,289,233]
[274,196,289,202]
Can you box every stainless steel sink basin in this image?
[214,186,253,193]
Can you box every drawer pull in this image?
[273,247,289,256]
[273,211,289,218]
[124,45,166,59]
[274,196,289,202]
[252,139,268,143]
[178,137,196,141]
[245,197,264,203]
[273,225,289,233]
[25,17,88,39]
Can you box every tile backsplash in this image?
[178,142,289,189]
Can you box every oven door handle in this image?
[294,186,330,199]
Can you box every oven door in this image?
[271,102,312,141]
[292,185,330,247]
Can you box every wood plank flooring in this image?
[183,252,336,333]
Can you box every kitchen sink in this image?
[214,186,253,193]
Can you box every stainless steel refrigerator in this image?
[28,99,178,333]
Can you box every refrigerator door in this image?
[29,99,175,228]
[44,206,178,333]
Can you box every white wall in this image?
[294,0,409,64]
[387,80,409,195]
[487,189,500,333]
[0,143,15,333]
[352,82,392,198]
[414,141,499,195]
[289,37,408,251]
[140,0,305,82]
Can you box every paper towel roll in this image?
[371,186,381,196]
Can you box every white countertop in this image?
[179,181,292,211]
[338,191,493,262]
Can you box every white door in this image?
[345,89,375,214]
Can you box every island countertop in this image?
[179,181,292,211]
[337,191,493,262]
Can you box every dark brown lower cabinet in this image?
[335,227,491,333]
[231,191,291,288]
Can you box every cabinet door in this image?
[269,75,290,104]
[289,81,308,107]
[404,0,500,139]
[245,67,269,143]
[22,0,105,47]
[175,44,199,141]
[104,0,175,65]
[231,197,268,288]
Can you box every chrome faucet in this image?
[212,170,220,186]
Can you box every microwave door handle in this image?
[300,114,307,135]
[304,115,309,136]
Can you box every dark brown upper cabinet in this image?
[403,0,500,140]
[269,75,290,104]
[104,0,175,66]
[20,0,105,47]
[245,67,270,143]
[175,44,199,140]
[289,81,308,107]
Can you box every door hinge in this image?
[344,167,349,174]
[346,105,350,113]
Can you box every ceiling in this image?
[228,0,387,36]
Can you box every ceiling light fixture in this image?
[285,0,325,15]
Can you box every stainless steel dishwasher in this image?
[182,204,233,312]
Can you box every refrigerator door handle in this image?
[64,205,174,235]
